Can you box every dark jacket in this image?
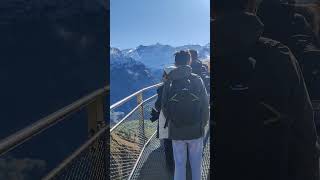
[258,1,320,101]
[212,12,318,180]
[155,85,163,112]
[152,84,163,138]
[257,1,317,47]
[161,65,209,140]
[191,59,208,77]
[257,1,319,54]
[191,59,210,92]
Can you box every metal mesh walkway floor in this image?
[130,135,210,180]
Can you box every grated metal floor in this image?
[130,134,210,180]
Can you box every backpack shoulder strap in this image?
[189,73,200,80]
[188,73,203,89]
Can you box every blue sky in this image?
[110,0,210,49]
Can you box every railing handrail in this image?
[109,84,161,180]
[110,94,158,133]
[0,86,109,156]
[110,83,163,111]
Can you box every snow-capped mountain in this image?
[122,43,210,69]
[110,47,158,109]
[110,43,210,123]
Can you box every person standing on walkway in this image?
[257,0,320,133]
[150,66,176,173]
[212,0,319,179]
[161,50,209,180]
[188,49,210,93]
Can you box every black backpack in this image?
[163,75,202,128]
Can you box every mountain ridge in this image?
[110,43,210,123]
[112,43,210,69]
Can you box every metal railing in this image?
[46,83,163,180]
[0,81,209,180]
[111,82,211,180]
[0,86,109,179]
[128,120,211,180]
[110,83,163,180]
[43,126,109,180]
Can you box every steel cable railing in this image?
[0,87,108,180]
[0,87,108,156]
[110,82,211,180]
[128,123,210,180]
[45,83,162,180]
[110,83,162,180]
[43,127,109,180]
[0,81,210,180]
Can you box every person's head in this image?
[188,49,198,61]
[257,0,296,37]
[213,0,257,16]
[174,50,191,66]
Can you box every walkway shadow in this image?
[133,127,210,180]
[137,146,192,180]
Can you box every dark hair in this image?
[188,49,198,59]
[213,0,249,14]
[174,50,191,66]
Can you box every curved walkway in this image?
[130,131,210,180]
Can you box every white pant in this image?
[172,137,203,180]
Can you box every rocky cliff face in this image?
[110,48,158,124]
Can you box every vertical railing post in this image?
[87,94,106,178]
[87,95,105,137]
[137,92,145,148]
